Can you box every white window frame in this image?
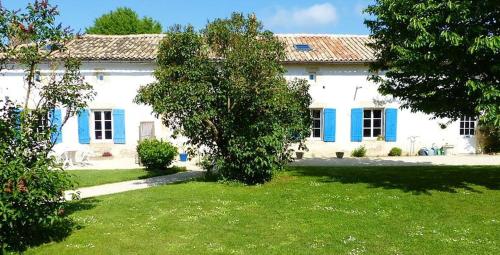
[460,116,476,137]
[310,109,322,139]
[363,108,384,139]
[91,110,113,141]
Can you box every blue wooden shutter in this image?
[323,108,336,142]
[385,108,398,142]
[77,109,90,144]
[113,109,126,144]
[351,108,363,142]
[50,108,63,144]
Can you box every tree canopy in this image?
[85,7,162,35]
[365,0,500,125]
[135,13,311,184]
[1,0,94,251]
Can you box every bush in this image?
[388,147,402,156]
[137,139,178,170]
[351,145,367,157]
[477,124,500,153]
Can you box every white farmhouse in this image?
[0,34,477,158]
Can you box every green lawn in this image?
[70,167,185,188]
[26,166,500,254]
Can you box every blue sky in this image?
[1,0,373,34]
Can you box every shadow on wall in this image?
[287,165,500,195]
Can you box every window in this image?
[460,116,475,136]
[311,109,322,138]
[97,74,104,81]
[36,112,50,133]
[294,44,312,52]
[93,110,112,140]
[363,109,383,138]
[308,72,316,82]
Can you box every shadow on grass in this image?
[288,165,500,195]
[137,166,187,180]
[3,198,99,253]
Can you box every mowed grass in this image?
[27,166,499,255]
[70,167,185,188]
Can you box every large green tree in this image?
[365,0,500,125]
[85,7,162,35]
[135,13,311,184]
[1,0,94,251]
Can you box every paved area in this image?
[292,155,500,166]
[64,170,204,200]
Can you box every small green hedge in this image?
[137,139,178,170]
[388,147,402,156]
[351,145,367,157]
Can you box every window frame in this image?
[91,109,113,142]
[310,109,323,140]
[459,116,476,137]
[363,108,384,139]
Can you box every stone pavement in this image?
[292,155,500,166]
[64,170,204,200]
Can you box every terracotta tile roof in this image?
[59,34,375,63]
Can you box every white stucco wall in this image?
[0,61,477,158]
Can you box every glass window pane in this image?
[104,111,112,120]
[460,129,464,135]
[105,130,112,139]
[373,119,381,128]
[460,116,465,121]
[363,119,371,128]
[373,129,382,137]
[312,110,320,119]
[94,111,101,120]
[470,122,475,129]
[364,110,371,118]
[95,131,102,139]
[470,129,475,135]
[105,121,112,130]
[363,129,371,137]
[313,129,320,138]
[460,122,464,128]
[95,121,102,130]
[373,110,382,118]
[465,122,469,128]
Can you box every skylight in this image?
[294,44,312,52]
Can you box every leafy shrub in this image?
[0,101,75,252]
[137,139,178,170]
[388,147,402,156]
[477,124,500,153]
[351,145,367,157]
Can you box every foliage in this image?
[388,147,403,156]
[135,13,312,184]
[0,1,94,252]
[20,166,500,254]
[351,145,367,157]
[137,139,178,170]
[85,7,162,35]
[476,123,500,153]
[365,0,500,125]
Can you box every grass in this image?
[70,167,185,188]
[23,166,500,254]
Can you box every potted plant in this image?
[295,142,307,160]
[336,151,344,159]
[179,144,188,162]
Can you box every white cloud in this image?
[266,3,338,31]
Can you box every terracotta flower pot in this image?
[336,152,344,159]
[295,151,304,160]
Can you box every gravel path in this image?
[64,170,204,200]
